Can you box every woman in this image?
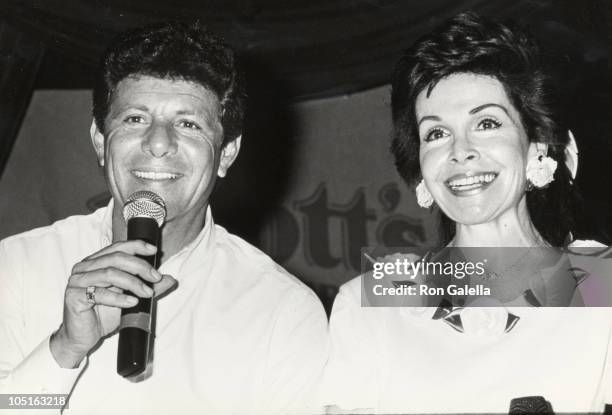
[322,12,612,414]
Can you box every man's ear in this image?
[90,119,105,167]
[217,135,242,178]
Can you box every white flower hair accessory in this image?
[526,151,557,189]
[565,130,579,181]
[415,179,434,208]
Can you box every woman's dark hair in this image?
[390,12,578,246]
[93,20,245,145]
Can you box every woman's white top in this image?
[322,240,612,414]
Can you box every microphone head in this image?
[122,191,167,227]
[509,396,552,414]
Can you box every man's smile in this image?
[131,170,182,181]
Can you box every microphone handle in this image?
[117,217,160,378]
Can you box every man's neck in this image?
[111,202,207,262]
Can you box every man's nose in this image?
[142,122,178,157]
[449,133,480,164]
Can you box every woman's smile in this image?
[445,171,499,195]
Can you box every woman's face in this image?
[417,73,538,225]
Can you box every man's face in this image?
[91,75,240,226]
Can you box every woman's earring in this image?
[526,151,557,189]
[416,179,434,208]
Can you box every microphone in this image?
[117,191,166,378]
[509,396,553,414]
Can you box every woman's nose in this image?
[449,134,480,164]
[142,122,178,157]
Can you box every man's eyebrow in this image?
[112,104,149,114]
[469,103,510,116]
[418,115,441,127]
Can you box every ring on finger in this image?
[85,286,97,304]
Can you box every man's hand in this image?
[49,240,176,368]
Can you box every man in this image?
[0,21,328,414]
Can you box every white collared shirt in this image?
[0,203,329,414]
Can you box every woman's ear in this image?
[527,141,549,159]
[90,119,105,167]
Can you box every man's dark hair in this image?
[391,12,578,246]
[93,20,245,145]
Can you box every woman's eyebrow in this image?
[418,115,441,127]
[469,103,510,116]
